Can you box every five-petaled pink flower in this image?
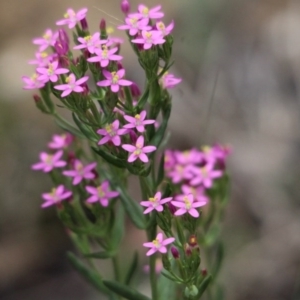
[41,185,72,208]
[85,180,119,206]
[171,194,206,218]
[22,73,46,90]
[48,133,73,149]
[156,21,174,37]
[33,29,59,51]
[63,160,96,185]
[56,8,88,29]
[190,164,222,188]
[88,46,123,68]
[32,150,67,173]
[140,191,173,214]
[37,61,69,83]
[97,69,132,93]
[143,233,175,256]
[123,110,155,132]
[118,17,151,36]
[160,72,182,89]
[131,30,165,50]
[54,73,89,97]
[28,51,57,67]
[181,184,209,204]
[130,5,164,22]
[73,32,107,54]
[97,120,126,146]
[122,136,156,163]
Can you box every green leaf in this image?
[156,153,165,186]
[54,114,85,138]
[136,86,149,111]
[204,224,220,246]
[92,146,126,169]
[212,241,224,278]
[40,83,55,113]
[110,205,125,249]
[125,251,139,286]
[158,270,177,300]
[103,280,151,300]
[84,250,115,259]
[72,113,98,142]
[197,275,212,298]
[67,252,110,294]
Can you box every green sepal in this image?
[54,114,85,139]
[84,250,115,259]
[72,113,98,142]
[103,280,151,300]
[197,275,212,298]
[67,252,110,294]
[92,146,126,169]
[156,153,165,186]
[125,251,139,286]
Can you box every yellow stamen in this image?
[84,35,92,41]
[183,196,191,209]
[97,187,105,197]
[107,26,114,34]
[40,52,48,58]
[142,7,149,15]
[111,72,119,84]
[135,114,141,120]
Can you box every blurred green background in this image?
[0,0,300,299]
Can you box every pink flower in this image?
[156,20,174,36]
[160,72,182,89]
[28,51,57,67]
[32,150,66,173]
[97,120,126,146]
[88,46,123,68]
[85,180,119,206]
[41,185,72,208]
[123,110,155,132]
[54,74,89,97]
[73,32,107,54]
[190,164,223,188]
[167,164,194,184]
[63,160,97,185]
[36,61,69,83]
[97,69,132,93]
[33,29,59,51]
[131,30,165,50]
[130,5,164,21]
[56,8,88,29]
[122,136,156,163]
[181,184,209,203]
[118,17,151,36]
[143,233,175,256]
[140,191,173,214]
[171,194,206,218]
[48,133,73,149]
[174,149,202,165]
[22,73,46,90]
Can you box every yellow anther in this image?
[40,52,48,58]
[107,26,114,34]
[142,7,149,15]
[135,114,141,119]
[183,196,191,209]
[84,35,92,41]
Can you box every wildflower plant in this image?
[24,2,231,300]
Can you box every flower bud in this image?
[168,202,176,215]
[171,246,180,259]
[100,18,106,32]
[201,269,207,277]
[33,94,41,103]
[130,83,141,99]
[188,234,198,247]
[184,243,192,256]
[121,0,130,14]
[184,285,198,297]
[129,130,137,144]
[80,17,88,31]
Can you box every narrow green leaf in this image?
[92,146,126,169]
[204,224,220,246]
[212,241,224,278]
[84,250,115,259]
[72,113,98,142]
[67,252,110,294]
[103,280,151,300]
[137,86,150,111]
[125,251,139,286]
[158,270,177,300]
[197,275,212,298]
[54,114,85,138]
[156,153,165,186]
[110,205,125,249]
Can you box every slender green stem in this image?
[112,255,121,282]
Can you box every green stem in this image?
[112,255,121,282]
[147,227,158,300]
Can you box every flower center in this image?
[43,33,50,40]
[64,10,75,19]
[107,27,114,34]
[157,22,165,31]
[45,154,53,165]
[65,76,71,83]
[101,49,108,58]
[47,63,54,75]
[97,187,105,197]
[145,32,152,42]
[129,18,138,27]
[105,124,116,137]
[40,52,48,58]
[201,167,208,178]
[202,145,211,153]
[50,188,59,202]
[111,72,119,84]
[31,73,38,81]
[183,196,191,209]
[142,7,149,17]
[152,238,160,248]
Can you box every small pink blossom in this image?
[143,233,175,256]
[167,164,194,184]
[118,17,151,36]
[41,185,72,208]
[122,135,156,163]
[131,30,165,50]
[54,73,89,97]
[97,69,132,93]
[56,8,88,29]
[97,120,126,146]
[156,20,174,36]
[33,29,59,51]
[36,61,69,83]
[140,192,172,214]
[160,72,182,89]
[28,51,57,67]
[181,184,209,203]
[48,133,73,149]
[130,5,164,21]
[22,73,46,90]
[88,46,123,68]
[85,180,119,206]
[63,160,97,185]
[123,110,155,132]
[171,194,206,218]
[32,150,66,173]
[190,164,223,188]
[74,32,107,54]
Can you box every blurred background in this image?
[0,0,300,299]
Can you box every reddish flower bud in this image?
[130,83,141,98]
[121,0,130,14]
[171,246,180,259]
[33,94,41,103]
[80,17,88,31]
[184,243,192,256]
[188,234,198,247]
[129,129,137,144]
[100,18,106,31]
[201,269,207,277]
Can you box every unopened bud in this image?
[121,0,130,14]
[80,18,88,31]
[184,285,198,297]
[201,269,207,277]
[188,234,198,247]
[33,94,41,103]
[129,130,137,144]
[168,202,176,215]
[100,18,106,31]
[130,83,141,98]
[171,246,180,259]
[184,243,192,256]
